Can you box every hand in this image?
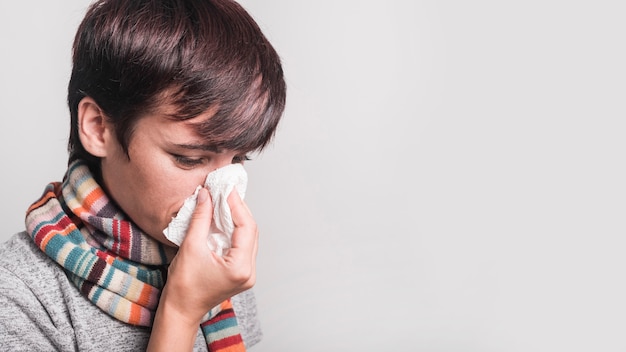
[167,186,258,322]
[147,187,258,351]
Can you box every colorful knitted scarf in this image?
[25,160,246,351]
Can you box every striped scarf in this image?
[25,160,246,351]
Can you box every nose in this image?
[210,153,237,172]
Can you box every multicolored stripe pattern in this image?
[25,160,246,351]
[202,300,246,351]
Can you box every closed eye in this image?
[172,154,204,167]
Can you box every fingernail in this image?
[197,187,208,204]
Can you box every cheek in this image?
[143,170,206,216]
[124,150,208,222]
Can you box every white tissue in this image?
[163,163,247,256]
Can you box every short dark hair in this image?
[68,0,286,171]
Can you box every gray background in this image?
[1,1,625,350]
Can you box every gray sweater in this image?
[0,232,262,351]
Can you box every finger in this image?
[228,189,253,219]
[184,187,213,244]
[243,226,258,287]
[227,190,257,255]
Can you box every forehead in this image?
[137,91,267,154]
[133,106,211,141]
[132,105,241,154]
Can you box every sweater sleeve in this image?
[0,265,76,352]
[232,289,263,348]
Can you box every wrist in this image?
[147,286,202,352]
[158,284,205,327]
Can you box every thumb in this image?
[184,187,213,244]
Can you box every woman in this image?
[0,0,286,351]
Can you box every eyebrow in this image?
[174,143,223,153]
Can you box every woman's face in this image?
[100,108,246,246]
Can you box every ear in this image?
[77,97,113,157]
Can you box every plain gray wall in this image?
[2,1,625,350]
